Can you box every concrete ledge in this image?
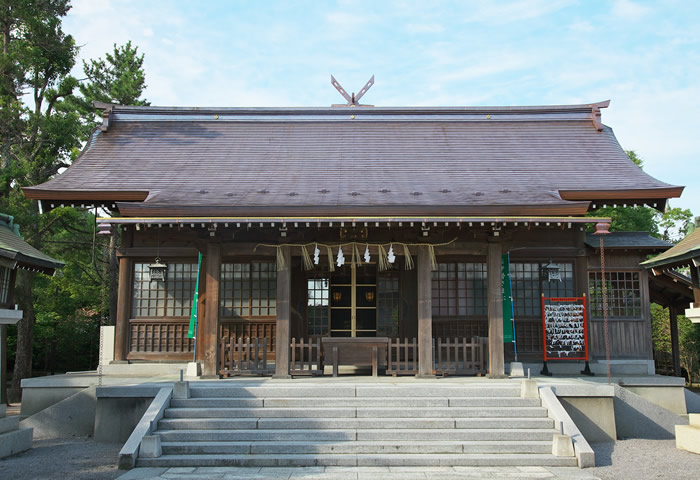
[119,387,172,470]
[0,427,32,459]
[613,385,688,439]
[0,415,19,434]
[549,384,615,397]
[539,386,595,468]
[20,385,96,438]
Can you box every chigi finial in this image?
[330,74,374,106]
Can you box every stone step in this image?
[161,440,553,455]
[163,406,547,419]
[156,428,558,442]
[158,417,553,430]
[136,452,578,468]
[187,384,521,399]
[170,396,540,408]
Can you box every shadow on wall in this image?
[614,386,688,439]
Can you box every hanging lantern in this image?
[333,291,342,302]
[365,291,375,302]
[148,257,168,281]
[542,262,561,282]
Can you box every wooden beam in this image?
[487,239,505,377]
[202,243,221,377]
[669,305,682,378]
[114,256,132,361]
[416,246,434,377]
[274,246,291,378]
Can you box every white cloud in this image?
[612,0,652,20]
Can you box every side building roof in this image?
[0,214,64,275]
[23,101,683,219]
[642,228,700,271]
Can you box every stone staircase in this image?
[136,382,578,468]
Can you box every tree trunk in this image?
[9,270,36,402]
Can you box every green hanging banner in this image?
[187,252,203,339]
[502,254,514,343]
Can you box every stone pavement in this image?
[116,465,601,479]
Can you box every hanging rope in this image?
[403,244,414,270]
[300,245,314,271]
[275,246,287,272]
[326,246,335,272]
[255,238,457,272]
[428,244,438,271]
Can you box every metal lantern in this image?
[148,257,168,281]
[542,262,562,282]
[333,291,342,302]
[365,291,375,302]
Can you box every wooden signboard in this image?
[541,295,588,362]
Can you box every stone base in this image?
[509,362,525,377]
[185,362,201,378]
[676,414,700,454]
[0,426,32,458]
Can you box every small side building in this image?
[0,213,64,457]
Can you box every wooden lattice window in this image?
[432,263,487,317]
[0,265,11,305]
[220,262,276,318]
[377,274,399,337]
[511,262,574,317]
[589,271,641,319]
[307,277,330,336]
[132,262,197,317]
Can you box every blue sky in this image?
[65,0,699,216]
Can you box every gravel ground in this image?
[0,436,121,480]
[1,436,699,479]
[588,439,700,480]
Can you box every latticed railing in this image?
[386,337,418,375]
[289,337,323,376]
[218,336,270,376]
[433,336,488,376]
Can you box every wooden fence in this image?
[218,336,271,376]
[433,336,488,376]
[289,337,323,376]
[386,337,418,376]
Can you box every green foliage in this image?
[679,316,700,384]
[67,41,149,140]
[1,2,148,382]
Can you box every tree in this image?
[68,40,149,140]
[588,150,693,240]
[3,36,150,392]
[1,0,83,400]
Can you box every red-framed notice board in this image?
[541,295,588,362]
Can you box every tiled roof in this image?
[584,232,672,250]
[24,103,683,218]
[642,228,700,269]
[0,214,64,274]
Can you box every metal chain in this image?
[600,237,612,384]
[97,242,108,387]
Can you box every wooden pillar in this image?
[487,239,505,377]
[274,246,291,378]
[202,243,221,377]
[669,305,682,377]
[114,256,132,362]
[416,246,434,377]
[691,265,700,305]
[1,324,6,404]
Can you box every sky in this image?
[63,0,699,216]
